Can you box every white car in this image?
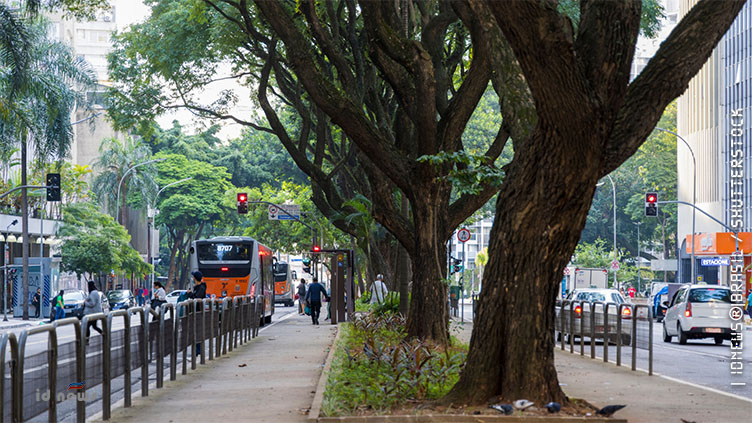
[166,290,187,305]
[662,284,733,345]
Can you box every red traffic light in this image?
[312,245,321,252]
[646,194,656,203]
[237,193,247,202]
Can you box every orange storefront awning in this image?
[685,232,752,255]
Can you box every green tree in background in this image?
[153,153,233,289]
[58,202,150,289]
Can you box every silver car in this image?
[558,289,633,345]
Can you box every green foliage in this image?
[371,292,401,316]
[322,314,467,416]
[580,102,677,259]
[57,202,151,279]
[557,0,665,38]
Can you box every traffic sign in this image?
[563,267,570,276]
[457,228,471,243]
[610,260,620,271]
[268,204,301,220]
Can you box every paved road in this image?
[560,320,752,400]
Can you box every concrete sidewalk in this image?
[95,312,337,423]
[452,321,750,423]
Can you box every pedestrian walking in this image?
[52,290,65,321]
[370,274,388,305]
[296,279,307,315]
[136,287,144,306]
[746,290,752,317]
[84,282,103,342]
[304,278,329,325]
[32,288,41,318]
[188,271,207,355]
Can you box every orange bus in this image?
[189,236,274,324]
[273,261,295,307]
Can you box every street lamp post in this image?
[3,220,18,322]
[115,158,166,225]
[634,222,642,293]
[598,175,618,288]
[148,177,192,287]
[655,127,696,285]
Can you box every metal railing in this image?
[556,300,653,374]
[1,295,263,422]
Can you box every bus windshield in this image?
[197,242,252,263]
[274,263,288,282]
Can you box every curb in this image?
[0,322,34,331]
[317,415,625,422]
[309,324,341,421]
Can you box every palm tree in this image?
[0,9,96,319]
[92,136,157,225]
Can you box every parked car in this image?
[62,290,87,318]
[107,290,135,310]
[99,291,110,314]
[662,284,733,345]
[557,288,633,345]
[166,290,187,305]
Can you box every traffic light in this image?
[237,192,248,214]
[46,173,61,201]
[312,245,321,253]
[302,257,311,274]
[451,258,462,274]
[645,192,657,217]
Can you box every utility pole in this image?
[634,222,641,293]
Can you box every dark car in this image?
[62,290,87,318]
[106,290,134,311]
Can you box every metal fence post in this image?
[209,299,215,360]
[191,299,197,370]
[0,332,17,422]
[17,324,60,423]
[559,300,568,350]
[157,307,165,388]
[568,301,578,353]
[590,301,603,359]
[648,305,654,375]
[165,303,176,382]
[616,304,627,366]
[201,299,208,364]
[107,310,131,408]
[178,301,188,376]
[631,304,638,371]
[580,302,586,356]
[139,306,150,397]
[78,314,108,422]
[603,302,611,363]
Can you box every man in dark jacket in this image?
[304,278,329,325]
[32,288,41,318]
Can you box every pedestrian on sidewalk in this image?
[52,290,65,322]
[188,271,207,355]
[32,288,41,318]
[296,279,307,315]
[136,287,144,306]
[84,282,103,342]
[151,282,167,321]
[370,274,388,305]
[304,277,329,325]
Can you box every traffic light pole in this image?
[461,239,465,323]
[658,200,740,255]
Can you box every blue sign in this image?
[700,258,729,266]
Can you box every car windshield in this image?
[688,288,731,303]
[107,291,129,301]
[610,293,625,304]
[63,292,84,301]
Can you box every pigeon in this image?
[596,405,627,416]
[544,402,561,413]
[513,399,534,410]
[489,404,514,415]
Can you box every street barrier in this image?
[2,294,263,422]
[555,299,653,374]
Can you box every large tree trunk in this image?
[406,200,449,342]
[446,126,600,403]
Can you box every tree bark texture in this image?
[445,0,746,405]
